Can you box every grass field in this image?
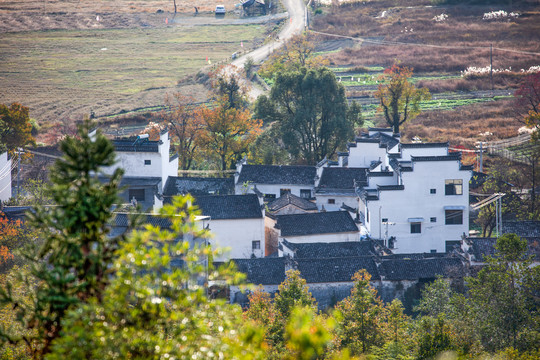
[0,24,266,135]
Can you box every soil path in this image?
[231,0,306,99]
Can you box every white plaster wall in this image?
[280,231,360,244]
[400,147,448,160]
[364,161,470,253]
[367,173,398,187]
[103,151,163,179]
[315,195,358,212]
[0,152,12,202]
[348,142,387,168]
[209,218,265,261]
[236,183,314,199]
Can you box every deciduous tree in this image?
[374,64,431,134]
[0,103,36,153]
[255,67,354,164]
[334,270,385,355]
[467,234,540,352]
[259,33,329,79]
[159,94,205,170]
[199,102,262,170]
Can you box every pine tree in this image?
[0,121,124,359]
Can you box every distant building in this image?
[0,152,11,202]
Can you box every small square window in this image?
[430,217,437,223]
[328,199,335,204]
[382,218,388,223]
[280,188,291,196]
[430,249,437,254]
[410,222,421,234]
[144,159,151,165]
[252,240,260,250]
[430,188,436,194]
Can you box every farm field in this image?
[310,0,540,146]
[0,24,266,132]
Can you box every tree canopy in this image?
[0,103,35,154]
[254,67,354,164]
[374,64,431,134]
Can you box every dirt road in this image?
[231,0,306,99]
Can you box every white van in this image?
[215,5,226,14]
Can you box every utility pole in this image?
[490,44,494,91]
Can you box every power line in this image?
[308,30,540,57]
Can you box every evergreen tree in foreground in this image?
[0,121,124,359]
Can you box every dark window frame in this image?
[430,217,437,223]
[328,198,335,205]
[128,188,145,202]
[430,188,436,194]
[410,222,421,234]
[445,179,463,195]
[280,188,291,197]
[300,189,311,199]
[144,159,151,165]
[445,210,463,225]
[252,240,261,250]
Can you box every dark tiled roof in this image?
[276,211,358,237]
[118,177,162,187]
[384,253,448,260]
[237,165,316,185]
[317,167,368,190]
[380,258,465,280]
[233,257,286,285]
[267,193,318,212]
[195,194,262,220]
[112,213,172,228]
[367,171,394,177]
[376,132,400,149]
[469,237,540,262]
[411,154,462,162]
[368,127,393,132]
[296,256,380,282]
[163,177,234,197]
[112,137,161,152]
[377,185,404,191]
[502,221,540,237]
[401,142,448,148]
[282,239,383,258]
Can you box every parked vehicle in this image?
[215,5,226,15]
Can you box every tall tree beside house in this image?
[0,103,35,154]
[514,72,540,127]
[374,64,431,134]
[199,101,262,171]
[254,67,354,164]
[0,121,125,359]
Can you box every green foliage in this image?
[48,195,266,359]
[0,121,124,359]
[275,270,317,320]
[374,64,431,134]
[255,67,354,164]
[0,103,36,154]
[346,100,364,129]
[248,124,289,165]
[6,179,53,207]
[467,234,540,352]
[334,270,385,355]
[416,317,454,360]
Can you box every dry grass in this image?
[314,2,540,74]
[0,24,266,135]
[0,1,243,33]
[398,98,519,147]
